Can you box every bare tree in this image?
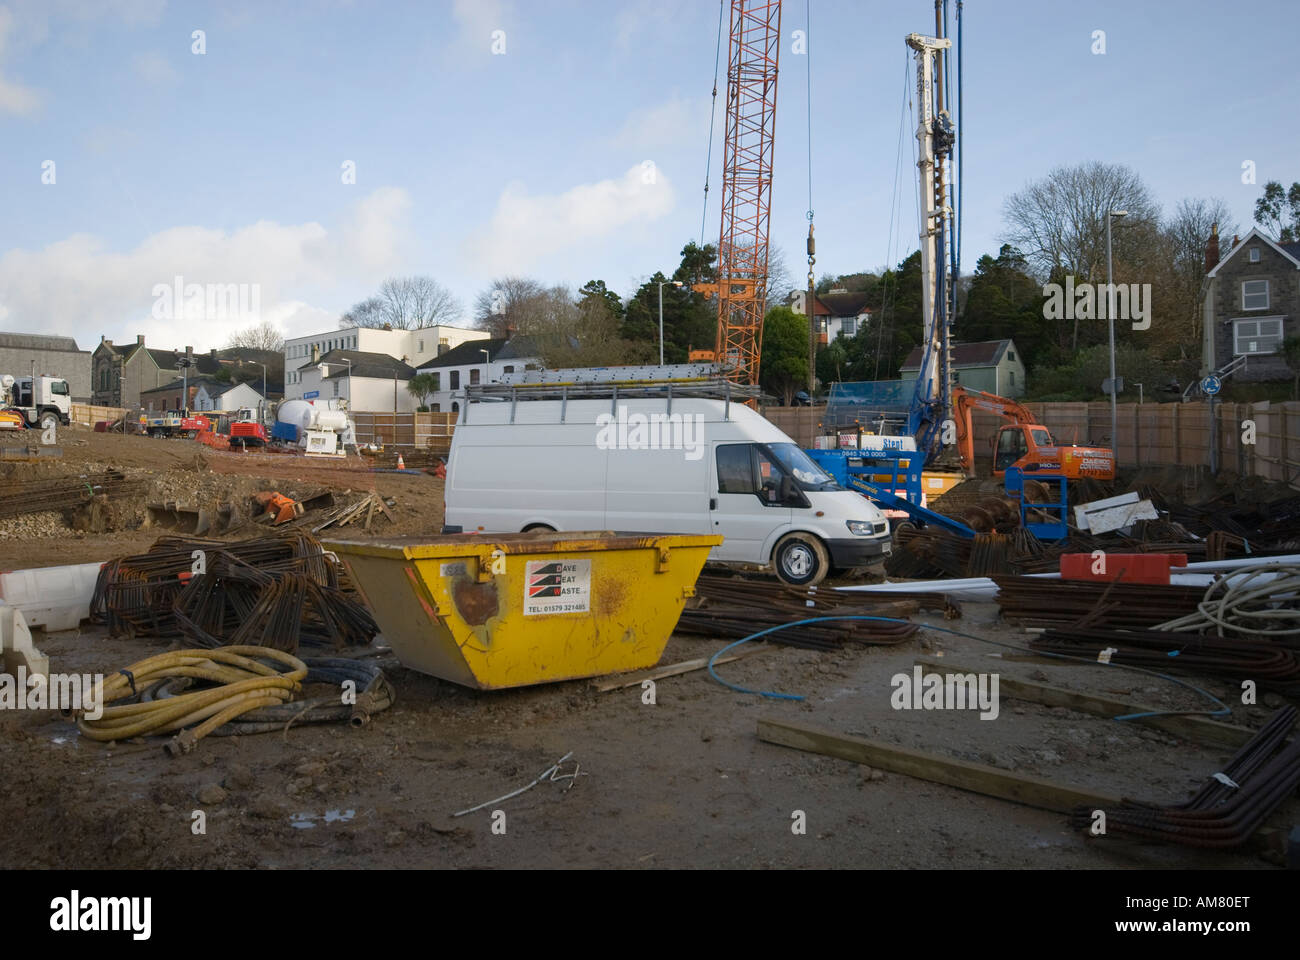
[226,319,285,352]
[340,277,463,330]
[473,276,547,338]
[1162,197,1239,344]
[1002,162,1160,350]
[339,296,385,329]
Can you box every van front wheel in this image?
[773,533,829,587]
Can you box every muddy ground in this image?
[0,427,1292,869]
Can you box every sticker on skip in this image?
[523,559,591,615]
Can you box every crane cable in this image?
[876,50,912,381]
[700,0,726,247]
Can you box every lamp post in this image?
[1106,209,1128,452]
[250,361,267,422]
[480,348,490,388]
[657,280,684,366]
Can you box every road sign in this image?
[1201,375,1221,397]
[303,390,319,400]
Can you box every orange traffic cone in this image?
[396,453,405,470]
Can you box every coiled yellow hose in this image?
[77,646,308,755]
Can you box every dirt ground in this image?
[0,426,1292,869]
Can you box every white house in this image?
[293,349,419,412]
[798,290,873,343]
[283,323,480,396]
[194,381,265,413]
[415,337,542,414]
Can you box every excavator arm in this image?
[951,386,1047,477]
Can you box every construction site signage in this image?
[523,559,590,616]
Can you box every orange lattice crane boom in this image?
[695,0,781,386]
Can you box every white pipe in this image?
[836,555,1300,600]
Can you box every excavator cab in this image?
[993,426,1029,473]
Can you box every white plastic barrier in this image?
[0,602,48,677]
[0,562,104,631]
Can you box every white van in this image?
[442,390,891,586]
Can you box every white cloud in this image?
[466,164,675,276]
[0,6,40,115]
[612,94,711,152]
[0,188,413,350]
[450,0,510,57]
[132,52,177,86]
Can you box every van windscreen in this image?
[766,443,841,491]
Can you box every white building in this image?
[194,381,265,413]
[415,337,542,414]
[292,350,419,412]
[283,323,480,397]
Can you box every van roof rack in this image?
[465,378,761,402]
[461,378,764,423]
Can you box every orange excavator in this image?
[952,387,1116,480]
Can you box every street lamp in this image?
[1106,209,1128,450]
[657,280,684,366]
[480,348,490,388]
[249,361,267,422]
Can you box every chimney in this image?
[137,334,145,346]
[103,337,112,347]
[185,345,193,362]
[311,344,320,363]
[210,348,217,359]
[437,342,449,356]
[1205,222,1220,274]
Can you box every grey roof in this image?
[204,380,262,399]
[0,331,82,351]
[140,376,222,395]
[900,339,1014,371]
[417,338,508,369]
[297,349,417,380]
[1283,242,1300,261]
[817,292,873,318]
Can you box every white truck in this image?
[0,375,72,431]
[442,381,892,586]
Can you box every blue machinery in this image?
[807,452,1070,542]
[1003,467,1068,540]
[807,447,976,538]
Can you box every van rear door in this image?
[709,443,791,562]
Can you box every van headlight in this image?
[847,520,886,536]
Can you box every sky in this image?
[1,0,1297,353]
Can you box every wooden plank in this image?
[913,656,1253,749]
[757,717,1121,814]
[591,646,768,692]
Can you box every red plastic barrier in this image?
[1059,552,1188,585]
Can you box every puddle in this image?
[290,809,356,829]
[51,737,69,745]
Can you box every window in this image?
[51,380,68,396]
[450,370,460,390]
[716,445,755,494]
[1233,317,1284,355]
[431,372,440,391]
[418,339,425,353]
[1242,280,1269,310]
[1007,350,1015,361]
[504,365,515,374]
[995,428,1028,471]
[470,369,480,385]
[333,380,339,397]
[432,403,440,413]
[1249,247,1261,263]
[841,317,856,337]
[451,402,459,414]
[1009,371,1015,387]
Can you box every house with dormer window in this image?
[1202,226,1300,381]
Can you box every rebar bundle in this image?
[91,533,376,651]
[1070,707,1300,848]
[0,470,148,519]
